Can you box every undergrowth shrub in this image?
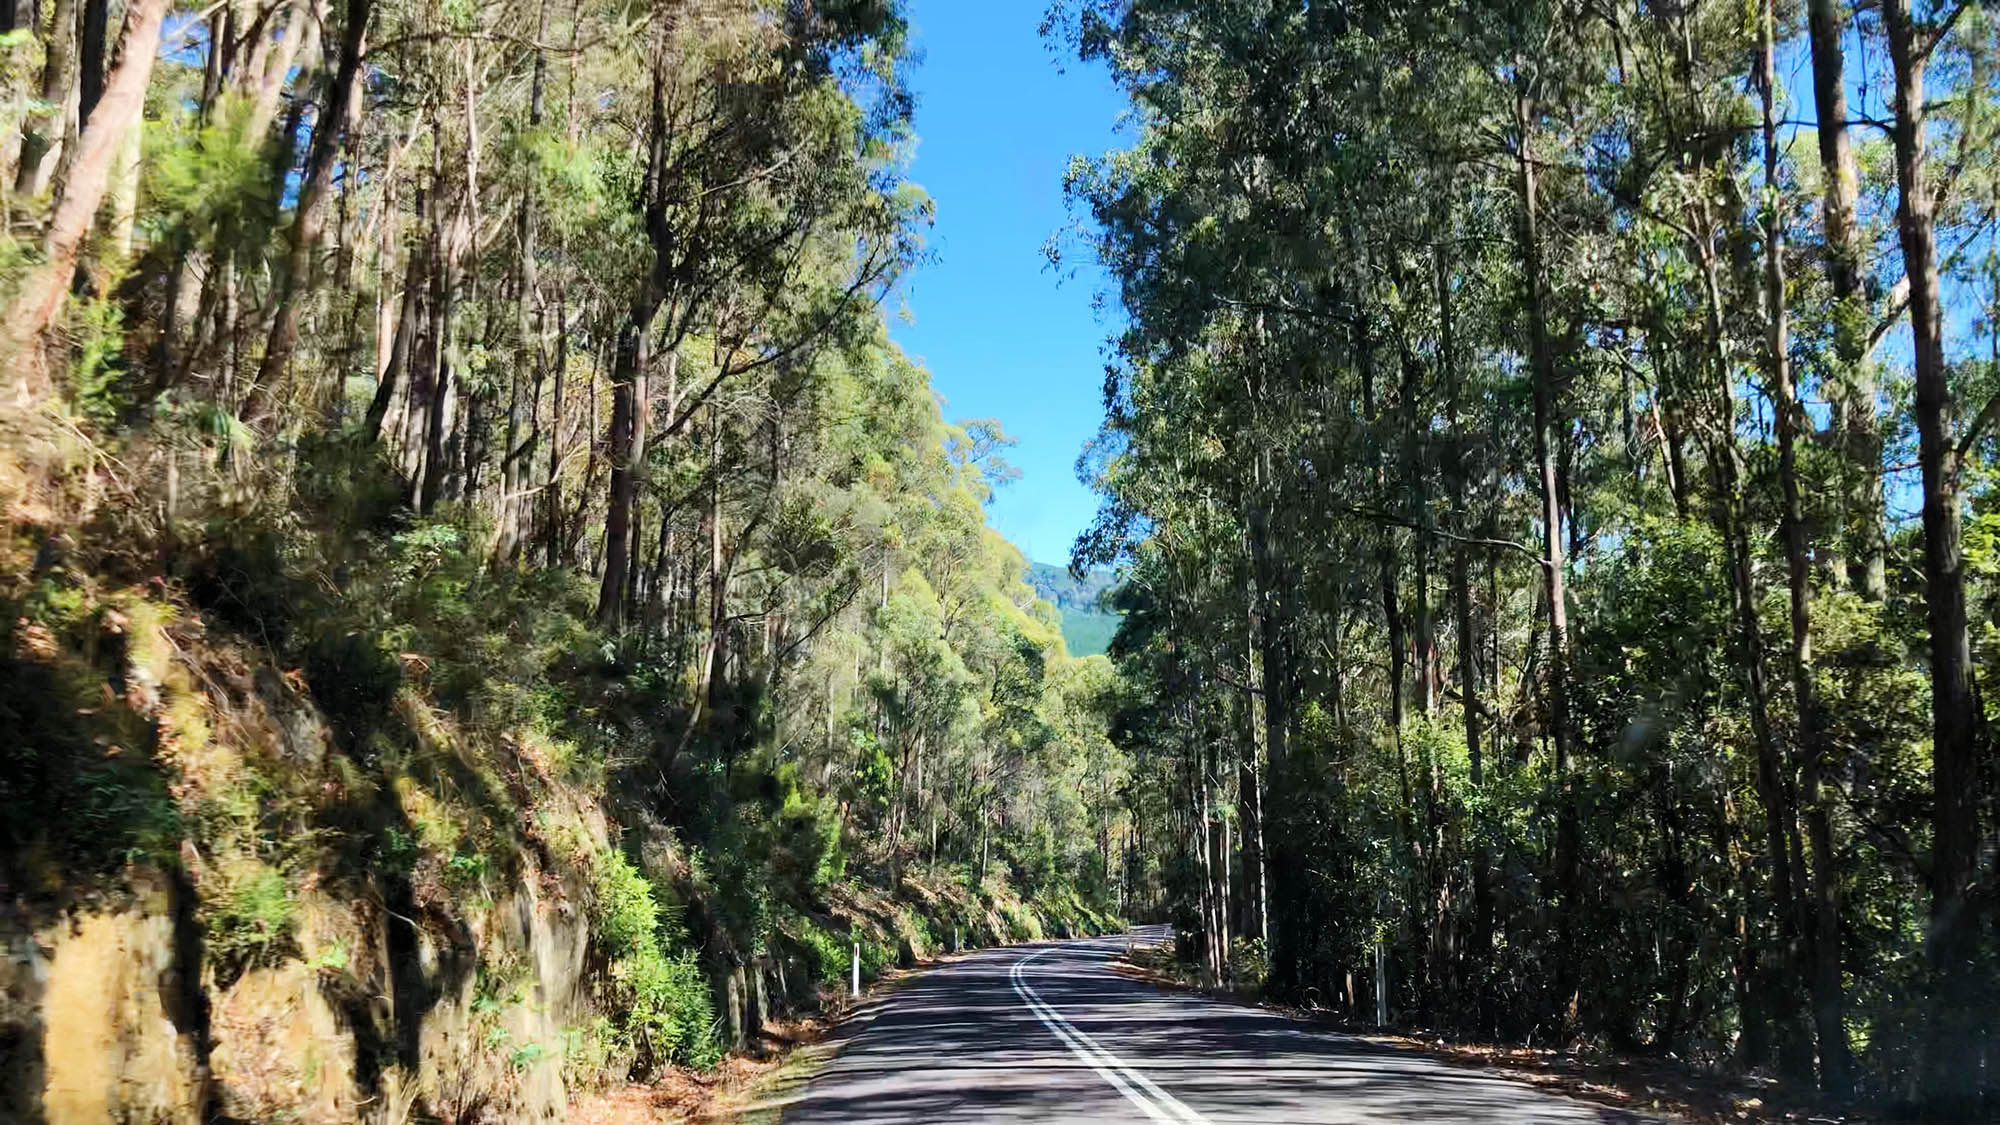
[1000,900,1042,943]
[1229,937,1269,994]
[591,848,719,1070]
[793,916,850,983]
[201,860,296,978]
[858,936,893,979]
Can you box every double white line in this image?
[1008,947,1212,1124]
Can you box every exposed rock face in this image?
[5,871,603,1122]
[9,876,204,1125]
[0,617,612,1124]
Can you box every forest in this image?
[1053,0,2000,1113]
[1,0,1997,1118]
[0,0,1128,1118]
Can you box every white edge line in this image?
[1011,947,1212,1125]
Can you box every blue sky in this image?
[891,2,1128,568]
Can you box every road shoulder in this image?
[1109,946,1860,1124]
[574,948,989,1124]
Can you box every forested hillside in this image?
[0,1,1127,1118]
[1026,560,1119,655]
[7,0,2000,1116]
[1053,0,1999,1114]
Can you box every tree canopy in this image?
[1054,0,2000,1109]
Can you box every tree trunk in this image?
[418,159,460,513]
[75,0,103,122]
[3,0,164,400]
[1761,3,1850,1094]
[496,0,549,562]
[1805,0,1885,600]
[1884,2,1983,1107]
[1236,698,1266,948]
[596,312,649,628]
[245,0,373,424]
[1515,93,1579,1026]
[1760,2,1848,1088]
[1438,242,1492,1033]
[1705,225,1811,1078]
[1246,446,1296,990]
[15,0,76,197]
[545,285,569,565]
[596,46,672,629]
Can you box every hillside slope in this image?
[1025,562,1122,657]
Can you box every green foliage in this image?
[65,296,129,427]
[998,900,1043,943]
[141,92,281,246]
[590,849,719,1070]
[1228,937,1269,995]
[201,862,296,975]
[0,0,1134,1104]
[1057,0,2000,1103]
[857,934,895,979]
[792,917,852,983]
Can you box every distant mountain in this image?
[1026,562,1121,658]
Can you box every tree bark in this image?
[1514,91,1579,1027]
[1438,241,1492,1033]
[75,0,103,122]
[596,46,671,630]
[1762,1,1849,1091]
[3,0,165,401]
[365,197,426,443]
[1245,445,1296,989]
[1884,1,1982,1106]
[245,0,374,424]
[15,0,76,197]
[1804,0,1885,600]
[545,285,569,565]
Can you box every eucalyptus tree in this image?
[1060,0,1999,1104]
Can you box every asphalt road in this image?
[782,927,1652,1123]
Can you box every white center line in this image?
[1009,946,1213,1124]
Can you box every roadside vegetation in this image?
[1052,0,2000,1116]
[0,0,1124,1118]
[8,0,1996,1117]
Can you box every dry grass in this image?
[568,1014,840,1124]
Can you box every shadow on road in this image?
[782,934,1652,1123]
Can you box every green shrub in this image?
[591,849,719,1069]
[859,938,893,979]
[562,1018,618,1089]
[1228,937,1269,994]
[794,917,850,983]
[66,294,129,427]
[202,861,296,975]
[1000,900,1042,943]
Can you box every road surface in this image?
[783,927,1651,1123]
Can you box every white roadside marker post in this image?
[1374,939,1388,1028]
[851,941,860,999]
